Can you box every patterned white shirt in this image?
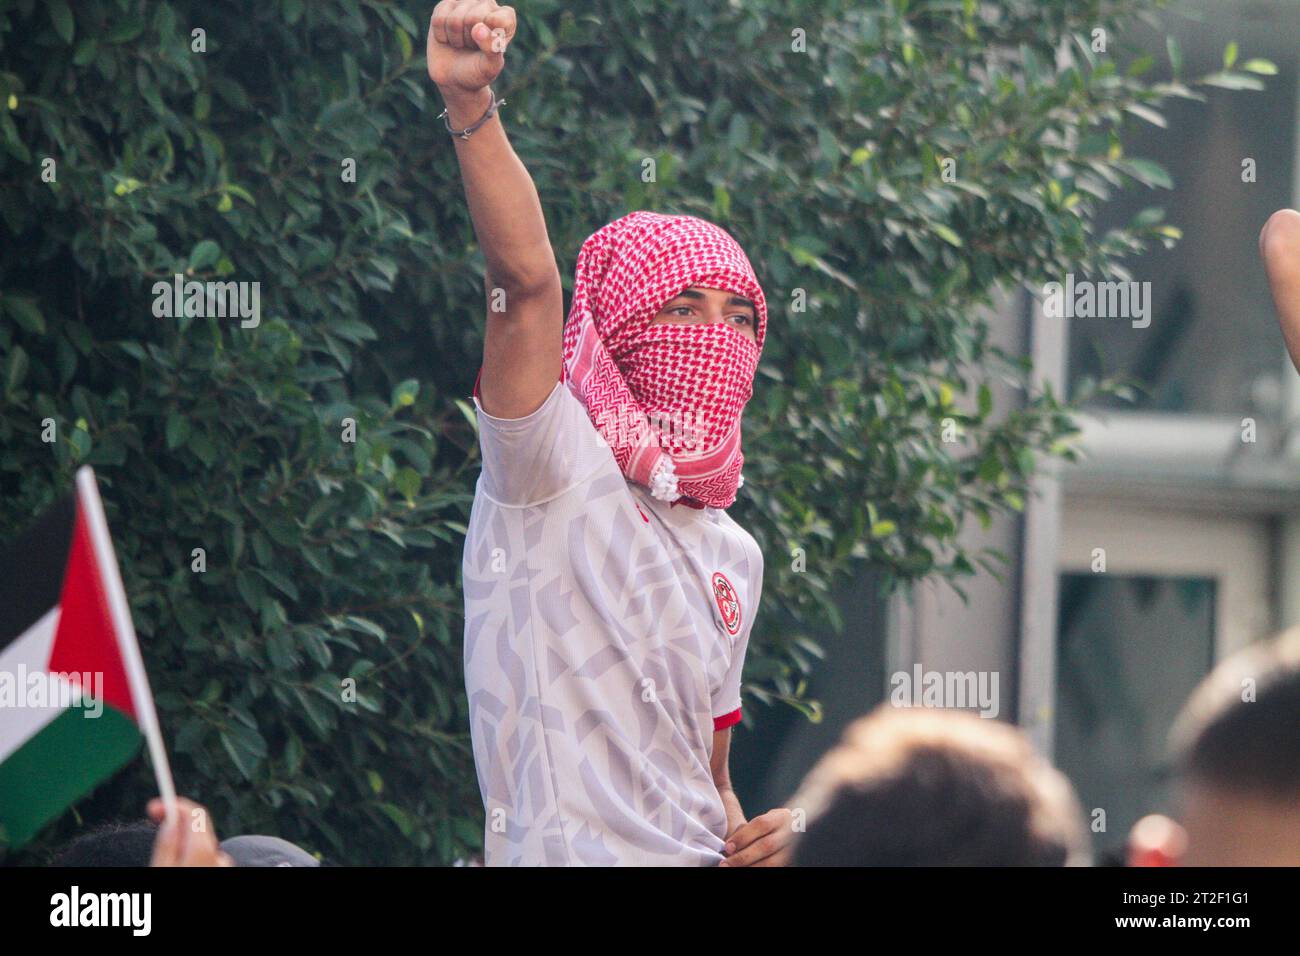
[462,379,763,865]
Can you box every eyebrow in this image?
[673,289,755,312]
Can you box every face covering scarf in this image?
[562,211,768,510]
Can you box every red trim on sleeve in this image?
[712,708,742,732]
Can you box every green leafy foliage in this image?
[0,0,1262,862]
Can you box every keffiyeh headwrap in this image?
[562,211,768,510]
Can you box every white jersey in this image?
[462,379,763,865]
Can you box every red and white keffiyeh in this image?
[562,211,768,509]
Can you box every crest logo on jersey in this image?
[711,571,742,636]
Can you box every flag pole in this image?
[74,466,178,823]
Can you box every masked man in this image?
[429,1,792,865]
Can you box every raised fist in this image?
[427,1,517,95]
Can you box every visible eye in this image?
[730,313,753,326]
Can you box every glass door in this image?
[1053,503,1271,860]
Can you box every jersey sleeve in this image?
[473,370,614,508]
[711,634,748,731]
[712,543,764,731]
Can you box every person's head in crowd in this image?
[790,704,1090,866]
[49,796,320,866]
[49,820,158,866]
[1129,628,1300,866]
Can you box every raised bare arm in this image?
[1260,208,1300,375]
[428,1,563,418]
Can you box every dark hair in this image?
[1170,629,1300,798]
[791,706,1088,867]
[48,820,159,867]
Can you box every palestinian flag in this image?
[0,467,173,849]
